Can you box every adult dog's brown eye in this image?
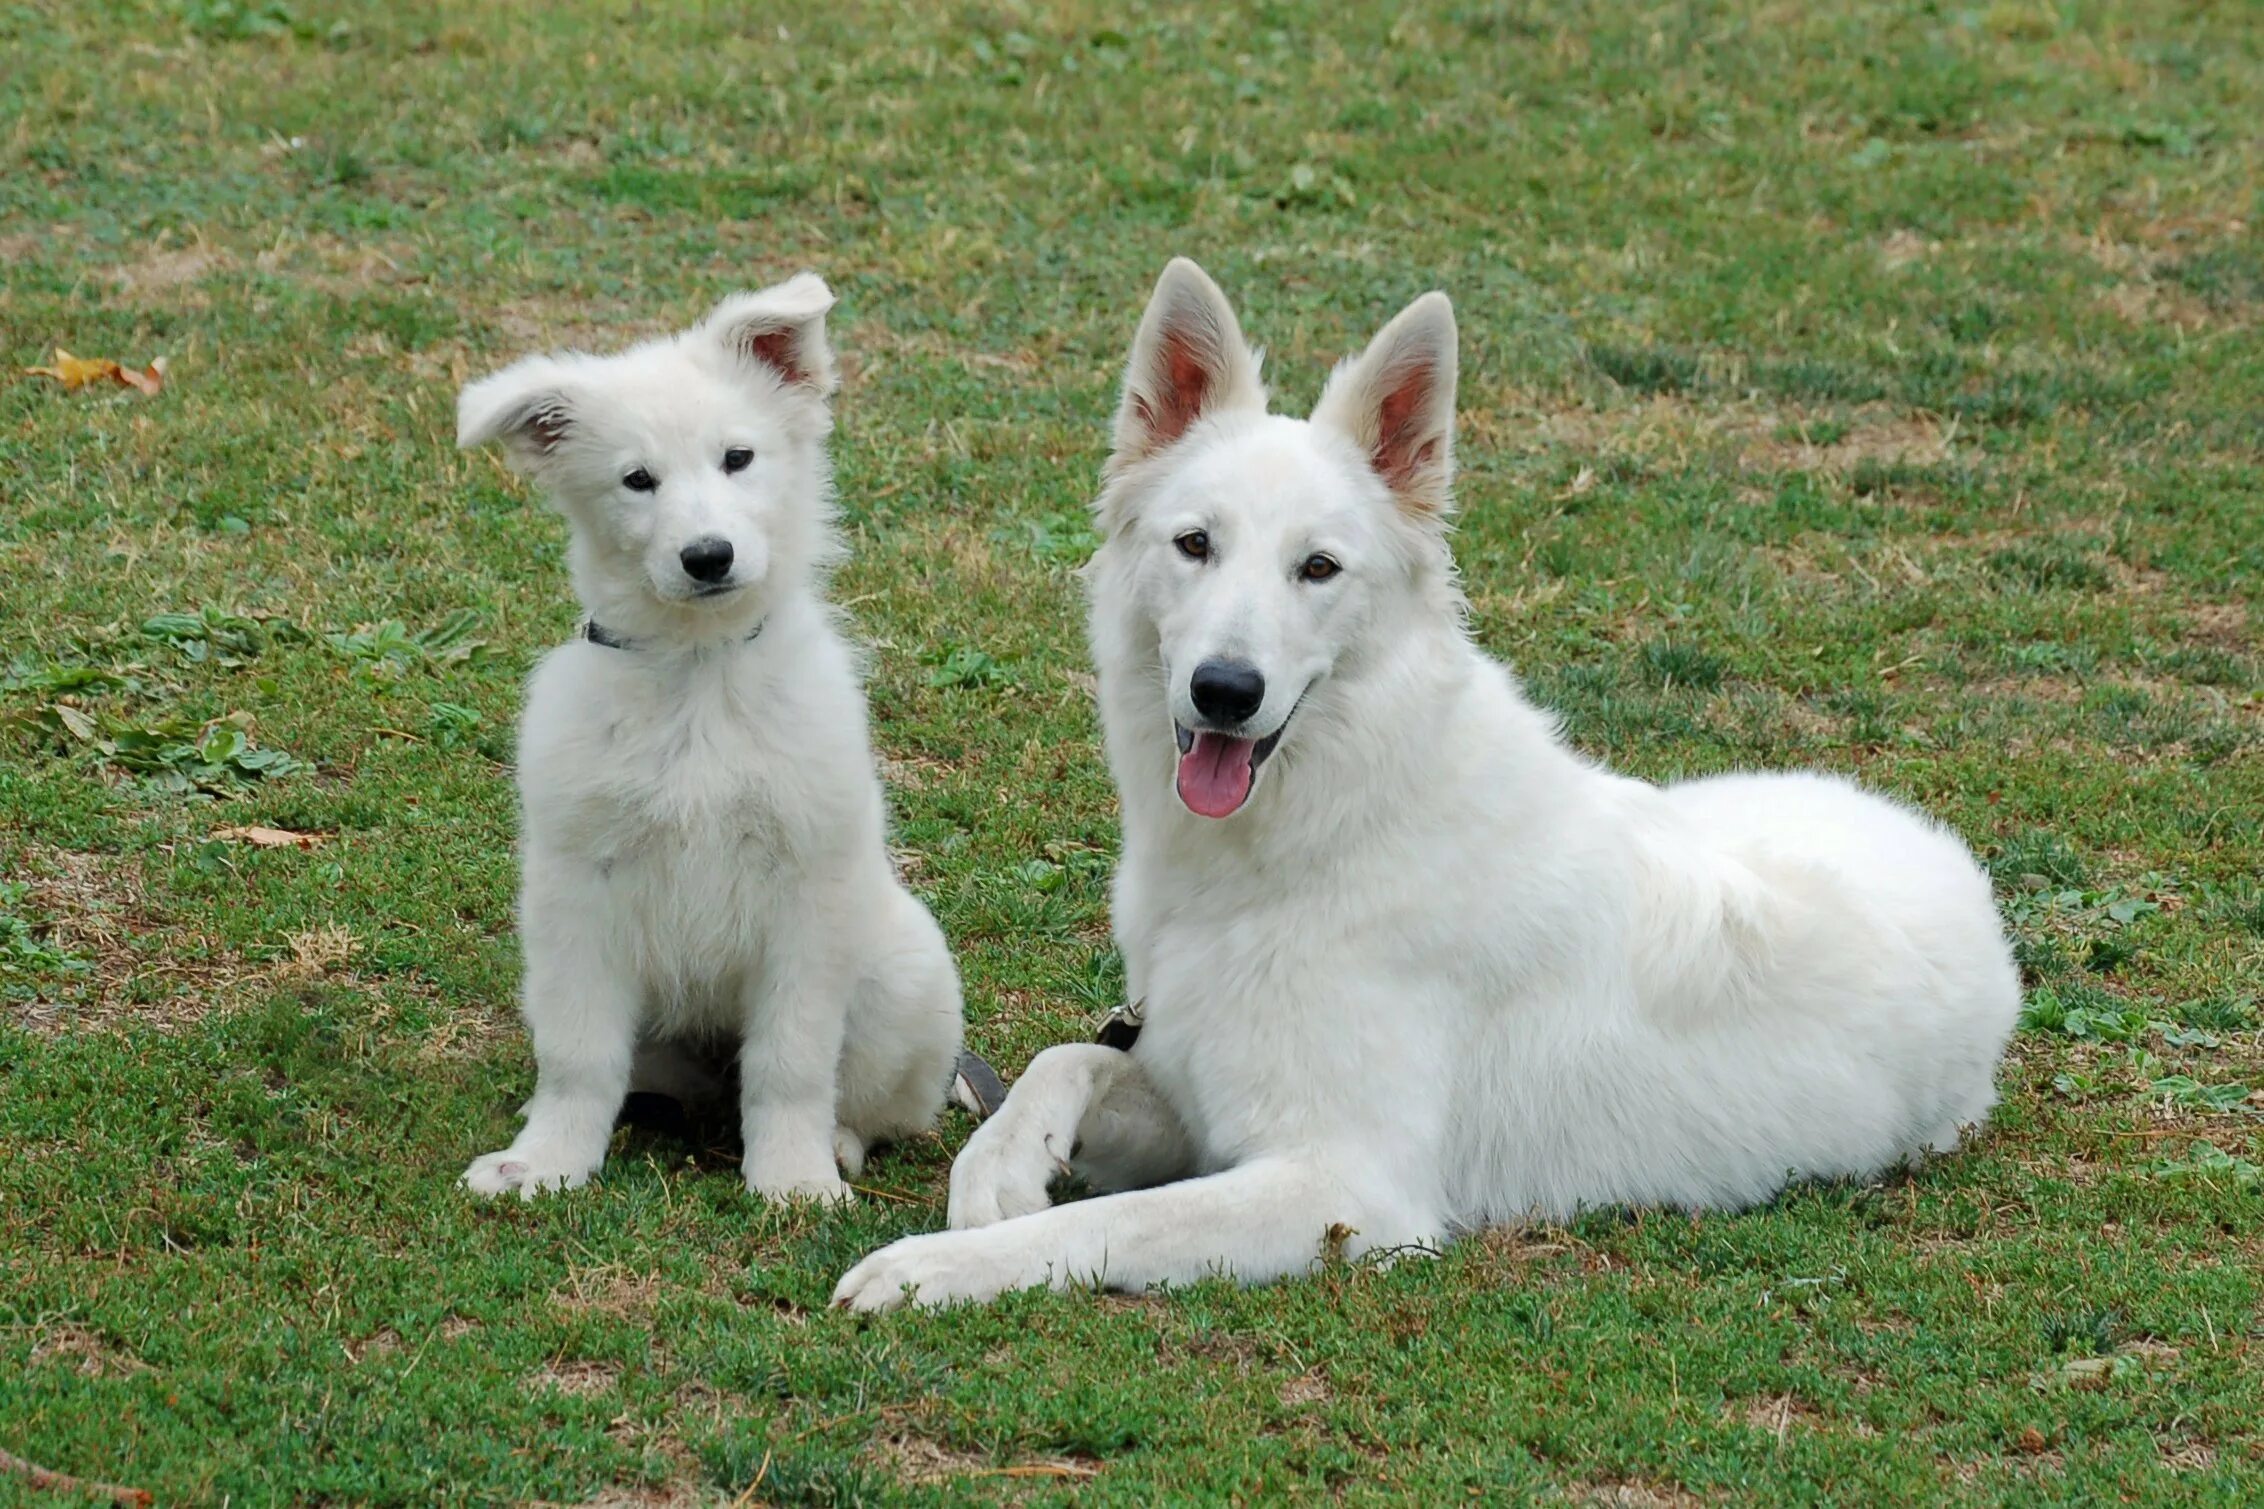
[1300,553,1341,582]
[623,468,659,493]
[1174,530,1210,561]
[722,448,753,474]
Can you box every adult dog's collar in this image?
[1095,998,1145,1051]
[581,618,765,652]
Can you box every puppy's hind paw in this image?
[832,1126,868,1180]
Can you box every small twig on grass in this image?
[0,1448,152,1506]
[987,1462,1101,1480]
[848,1182,937,1206]
[726,1448,772,1508]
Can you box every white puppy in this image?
[456,275,962,1203]
[835,259,2020,1308]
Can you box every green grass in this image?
[3,0,2260,1502]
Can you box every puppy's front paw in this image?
[461,1145,599,1200]
[831,1230,1038,1313]
[948,1122,1065,1231]
[745,1162,855,1207]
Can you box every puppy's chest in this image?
[533,677,834,874]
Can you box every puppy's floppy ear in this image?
[1109,258,1266,474]
[1310,291,1458,518]
[702,272,839,397]
[458,355,582,471]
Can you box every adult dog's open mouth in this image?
[1173,709,1294,820]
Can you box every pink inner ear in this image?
[525,402,571,453]
[747,326,806,387]
[1133,328,1214,451]
[1371,357,1436,494]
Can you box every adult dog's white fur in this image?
[835,259,2020,1309]
[457,276,961,1203]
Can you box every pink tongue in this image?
[1176,732,1258,819]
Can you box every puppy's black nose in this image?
[1189,659,1266,726]
[679,537,735,583]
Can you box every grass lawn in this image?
[4,0,2261,1502]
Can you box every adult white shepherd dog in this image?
[835,259,2020,1311]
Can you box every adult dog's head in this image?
[457,274,840,645]
[1089,259,1461,821]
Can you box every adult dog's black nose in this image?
[679,537,735,583]
[1189,659,1266,726]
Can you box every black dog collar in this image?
[1096,998,1145,1051]
[581,618,765,652]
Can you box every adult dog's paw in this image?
[947,1120,1063,1231]
[461,1146,598,1200]
[831,1230,1036,1313]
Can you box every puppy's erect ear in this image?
[1109,258,1266,474]
[458,356,582,471]
[1310,291,1458,518]
[702,272,839,397]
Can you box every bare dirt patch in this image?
[6,846,468,1042]
[8,847,233,1033]
[551,1265,669,1319]
[533,1484,708,1509]
[252,232,423,299]
[1532,396,1955,478]
[2183,601,2253,654]
[869,1430,1101,1490]
[1581,1479,1706,1508]
[105,239,238,304]
[29,1322,156,1378]
[528,1359,623,1397]
[484,295,673,357]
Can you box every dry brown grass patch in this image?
[252,232,422,299]
[105,239,237,303]
[1581,1478,1706,1507]
[8,847,233,1033]
[528,1359,624,1397]
[1534,396,1955,479]
[869,1430,1101,1490]
[29,1321,156,1378]
[552,1264,670,1319]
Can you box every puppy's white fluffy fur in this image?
[836,260,2019,1308]
[457,276,961,1203]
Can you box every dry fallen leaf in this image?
[212,825,330,850]
[23,348,167,395]
[116,357,167,395]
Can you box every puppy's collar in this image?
[580,618,766,652]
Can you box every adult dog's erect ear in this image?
[457,356,581,471]
[1109,258,1267,475]
[1310,291,1458,518]
[702,272,839,397]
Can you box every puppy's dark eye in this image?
[622,468,659,493]
[722,448,754,474]
[1300,553,1341,583]
[1174,530,1210,561]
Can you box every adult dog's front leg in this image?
[836,1155,1435,1311]
[463,899,638,1199]
[950,1044,1193,1229]
[738,924,854,1204]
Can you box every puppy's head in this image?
[1091,259,1459,821]
[458,274,840,640]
